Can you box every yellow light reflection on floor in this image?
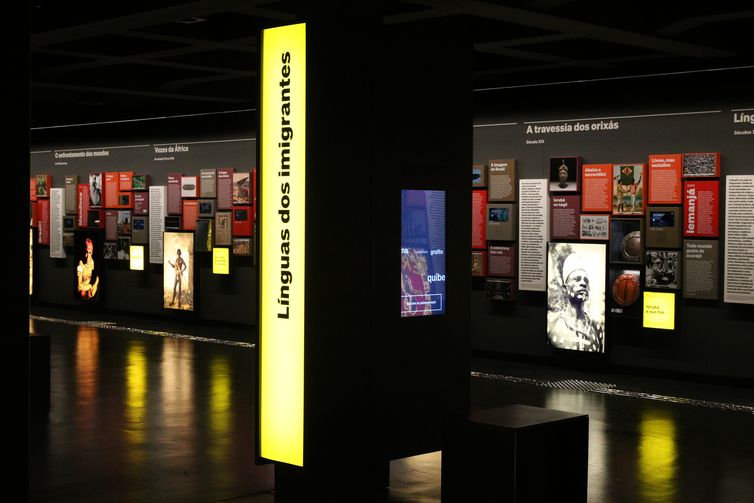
[638,408,677,503]
[209,355,232,487]
[76,326,99,426]
[125,340,147,461]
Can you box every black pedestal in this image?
[443,404,588,503]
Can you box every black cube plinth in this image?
[443,404,588,503]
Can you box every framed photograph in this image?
[117,211,131,236]
[131,174,149,191]
[233,206,252,236]
[485,278,515,301]
[73,230,104,302]
[609,218,643,264]
[165,215,182,231]
[547,242,606,353]
[579,214,609,241]
[89,173,103,208]
[87,209,104,228]
[132,216,148,244]
[63,232,74,248]
[682,152,720,178]
[232,172,251,204]
[163,232,194,311]
[472,163,486,187]
[471,250,486,277]
[63,215,77,231]
[198,199,216,218]
[608,268,641,318]
[232,237,251,256]
[103,241,117,260]
[35,174,51,198]
[612,164,645,215]
[215,211,232,246]
[195,219,213,252]
[117,237,131,261]
[645,250,681,290]
[549,156,580,193]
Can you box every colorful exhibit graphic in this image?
[163,231,194,311]
[73,230,103,302]
[401,189,446,317]
[547,242,606,353]
[613,164,645,215]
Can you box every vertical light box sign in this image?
[260,22,306,467]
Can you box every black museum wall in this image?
[472,69,754,382]
[30,113,257,325]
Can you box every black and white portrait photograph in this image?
[547,242,606,353]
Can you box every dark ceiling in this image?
[30,1,754,128]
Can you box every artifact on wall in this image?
[608,268,641,317]
[472,163,486,187]
[648,154,682,205]
[63,232,74,248]
[683,240,718,300]
[549,157,580,192]
[73,230,104,302]
[471,250,486,277]
[579,214,609,241]
[200,169,217,198]
[89,173,103,208]
[646,207,681,249]
[217,167,234,210]
[609,218,643,264]
[487,159,516,202]
[486,203,515,241]
[165,215,182,231]
[65,175,78,215]
[486,278,515,301]
[684,180,719,238]
[724,175,754,305]
[215,211,232,246]
[232,172,251,204]
[181,176,199,198]
[131,174,149,191]
[198,199,216,218]
[612,164,645,215]
[87,209,104,229]
[35,174,51,198]
[488,244,515,277]
[103,241,117,260]
[117,236,131,260]
[581,164,612,212]
[518,179,549,291]
[682,152,720,178]
[550,195,580,240]
[117,211,131,235]
[471,190,487,248]
[167,173,182,214]
[163,231,194,311]
[400,190,446,317]
[645,250,681,290]
[547,242,606,353]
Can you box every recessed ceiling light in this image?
[174,17,206,25]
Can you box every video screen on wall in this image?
[401,189,446,317]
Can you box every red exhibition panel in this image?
[38,198,50,245]
[30,178,37,202]
[684,180,719,237]
[104,172,119,208]
[182,200,199,231]
[77,184,90,228]
[168,173,182,215]
[232,205,252,236]
[118,171,133,192]
[472,189,487,249]
[581,164,612,212]
[648,154,682,204]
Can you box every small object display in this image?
[89,173,103,208]
[181,176,199,198]
[195,219,213,252]
[63,232,74,248]
[472,163,486,187]
[198,199,216,218]
[549,157,580,192]
[233,237,251,256]
[233,172,251,204]
[132,216,148,244]
[63,215,77,231]
[103,241,117,260]
[486,278,515,301]
[682,152,720,178]
[471,250,486,277]
[35,174,51,198]
[215,211,232,246]
[646,207,681,248]
[610,218,643,264]
[486,203,515,241]
[132,174,149,191]
[165,215,182,231]
[609,268,641,317]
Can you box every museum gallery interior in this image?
[24,3,754,502]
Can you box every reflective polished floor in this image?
[28,309,754,502]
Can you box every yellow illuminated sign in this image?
[643,291,675,330]
[259,22,306,467]
[129,245,144,271]
[212,247,230,275]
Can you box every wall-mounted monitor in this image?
[401,189,446,317]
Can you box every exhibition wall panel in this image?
[471,70,754,381]
[30,115,256,325]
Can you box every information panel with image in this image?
[401,189,446,317]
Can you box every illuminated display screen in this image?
[401,189,446,317]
